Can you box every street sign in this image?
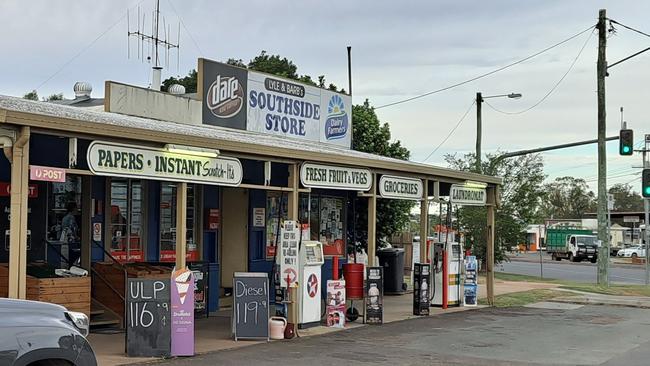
[607,194,615,211]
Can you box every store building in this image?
[0,59,501,333]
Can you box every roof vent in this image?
[73,82,92,98]
[168,84,186,95]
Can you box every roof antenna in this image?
[127,0,180,90]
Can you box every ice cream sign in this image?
[171,268,194,356]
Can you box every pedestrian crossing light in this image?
[619,129,633,155]
[643,169,650,198]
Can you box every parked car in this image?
[617,245,647,258]
[0,298,96,366]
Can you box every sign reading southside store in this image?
[200,58,352,148]
[379,175,423,200]
[300,162,371,191]
[450,184,487,206]
[87,141,242,187]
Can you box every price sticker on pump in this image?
[30,165,66,182]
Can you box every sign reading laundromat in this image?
[300,163,372,191]
[379,175,423,200]
[449,184,486,206]
[87,141,242,187]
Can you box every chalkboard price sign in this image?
[232,272,269,341]
[126,278,171,357]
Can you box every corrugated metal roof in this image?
[0,94,501,184]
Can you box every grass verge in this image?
[494,272,650,297]
[478,289,572,307]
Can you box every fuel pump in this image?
[431,241,463,306]
[297,240,324,328]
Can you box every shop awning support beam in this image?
[175,182,188,270]
[419,179,429,263]
[367,173,377,266]
[8,126,29,299]
[486,186,497,306]
[288,164,299,221]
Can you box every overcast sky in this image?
[2,0,649,192]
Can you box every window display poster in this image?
[319,198,345,257]
[365,267,383,324]
[253,207,265,227]
[326,280,346,328]
[265,193,287,259]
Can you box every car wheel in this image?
[590,257,597,263]
[568,253,574,262]
[632,253,638,258]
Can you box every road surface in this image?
[141,304,650,366]
[500,259,648,284]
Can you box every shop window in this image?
[108,179,144,262]
[300,194,346,257]
[264,192,288,260]
[159,183,199,262]
[46,176,82,266]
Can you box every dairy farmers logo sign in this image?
[87,141,243,187]
[206,75,244,118]
[324,95,348,140]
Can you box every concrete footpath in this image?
[93,278,557,365]
[552,288,650,309]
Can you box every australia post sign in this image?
[200,58,352,148]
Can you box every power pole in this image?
[596,9,609,286]
[476,92,483,172]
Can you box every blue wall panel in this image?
[146,181,160,262]
[91,176,105,262]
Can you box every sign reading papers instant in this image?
[87,141,243,187]
[232,272,269,341]
[127,279,171,357]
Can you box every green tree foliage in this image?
[23,90,38,100]
[541,176,596,219]
[608,183,644,212]
[45,93,63,101]
[446,153,546,264]
[161,69,197,93]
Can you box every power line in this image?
[165,0,204,55]
[374,24,596,110]
[35,0,145,91]
[421,100,475,162]
[483,28,595,115]
[608,18,650,39]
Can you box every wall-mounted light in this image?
[464,181,487,189]
[164,144,220,158]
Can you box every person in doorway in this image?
[61,202,79,243]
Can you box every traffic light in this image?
[619,129,633,155]
[643,169,650,198]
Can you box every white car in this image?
[617,245,647,258]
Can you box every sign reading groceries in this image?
[300,162,371,191]
[450,184,486,206]
[200,58,352,148]
[87,141,242,187]
[379,175,423,200]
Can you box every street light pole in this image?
[475,92,522,173]
[476,92,482,172]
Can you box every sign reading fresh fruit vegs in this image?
[200,58,352,148]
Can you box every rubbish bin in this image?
[377,248,405,294]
